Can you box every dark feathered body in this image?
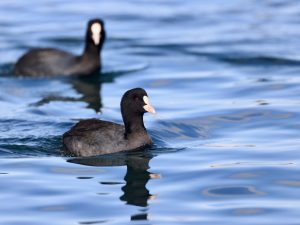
[13,18,105,77]
[13,48,100,77]
[62,119,152,157]
[62,88,155,157]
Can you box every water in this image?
[0,0,300,224]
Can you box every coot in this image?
[13,18,105,77]
[62,88,156,156]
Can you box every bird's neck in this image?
[123,113,147,138]
[83,42,101,59]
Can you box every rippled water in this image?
[0,0,300,224]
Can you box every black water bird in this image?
[13,18,105,77]
[62,88,155,156]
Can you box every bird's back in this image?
[62,119,126,156]
[14,48,78,76]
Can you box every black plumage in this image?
[62,88,156,156]
[13,18,105,77]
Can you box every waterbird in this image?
[13,18,105,77]
[62,88,156,156]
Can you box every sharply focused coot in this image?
[62,88,156,157]
[13,18,105,77]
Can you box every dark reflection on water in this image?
[68,152,155,209]
[23,68,146,114]
[71,76,102,113]
[32,75,103,113]
[120,156,152,207]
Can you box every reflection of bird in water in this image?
[71,75,102,113]
[120,155,152,207]
[32,75,102,113]
[30,66,147,114]
[68,152,159,209]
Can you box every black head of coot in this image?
[85,18,106,52]
[121,88,155,134]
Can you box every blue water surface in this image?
[0,0,300,224]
